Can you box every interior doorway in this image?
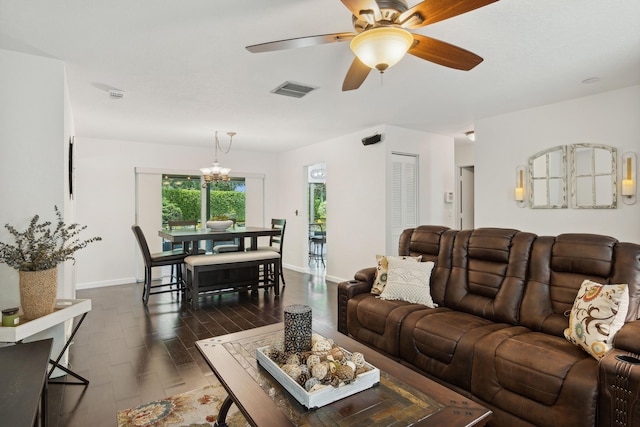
[307,163,326,272]
[458,166,475,229]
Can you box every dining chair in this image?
[167,219,199,250]
[258,218,286,284]
[167,220,204,278]
[308,222,326,266]
[131,225,189,305]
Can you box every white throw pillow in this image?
[371,254,421,295]
[563,279,629,360]
[379,258,435,307]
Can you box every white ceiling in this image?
[1,0,639,152]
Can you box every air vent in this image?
[271,81,317,98]
[108,89,125,99]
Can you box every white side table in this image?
[0,298,91,385]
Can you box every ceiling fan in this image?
[246,0,499,91]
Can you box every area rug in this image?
[117,383,249,427]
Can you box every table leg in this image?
[214,394,235,427]
[41,380,48,427]
[47,313,89,385]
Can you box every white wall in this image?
[73,137,279,288]
[475,85,640,243]
[277,126,455,283]
[277,127,385,283]
[0,49,69,307]
[385,126,456,254]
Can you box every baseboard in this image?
[282,263,345,284]
[76,277,136,290]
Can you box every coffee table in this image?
[196,323,491,427]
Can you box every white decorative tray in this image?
[256,345,380,410]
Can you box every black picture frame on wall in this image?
[68,136,74,199]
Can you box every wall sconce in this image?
[515,165,526,207]
[621,152,636,205]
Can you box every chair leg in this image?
[279,258,285,285]
[143,266,151,305]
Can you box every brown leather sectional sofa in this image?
[337,226,640,427]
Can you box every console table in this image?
[0,338,52,427]
[0,299,91,385]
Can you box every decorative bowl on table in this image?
[256,333,380,409]
[206,220,233,231]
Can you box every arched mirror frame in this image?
[570,143,617,209]
[528,145,568,209]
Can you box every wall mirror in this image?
[570,143,617,209]
[528,146,567,208]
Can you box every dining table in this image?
[158,226,281,253]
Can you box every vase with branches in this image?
[0,206,101,319]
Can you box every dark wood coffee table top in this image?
[196,323,491,427]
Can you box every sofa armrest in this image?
[614,321,640,354]
[598,348,640,427]
[337,268,376,335]
[354,266,377,283]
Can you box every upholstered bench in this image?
[184,250,280,309]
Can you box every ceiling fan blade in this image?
[342,57,372,91]
[246,33,355,53]
[340,0,381,23]
[399,0,498,29]
[408,34,483,70]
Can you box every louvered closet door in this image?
[391,153,418,254]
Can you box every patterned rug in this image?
[117,383,249,427]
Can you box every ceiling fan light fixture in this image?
[350,27,413,72]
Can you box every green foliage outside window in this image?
[209,191,245,221]
[162,199,183,224]
[162,188,201,221]
[161,186,245,225]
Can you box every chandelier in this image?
[200,131,235,187]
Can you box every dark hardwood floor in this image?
[48,268,337,427]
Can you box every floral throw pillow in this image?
[379,258,435,307]
[371,254,422,295]
[564,279,629,360]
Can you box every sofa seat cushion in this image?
[472,327,598,427]
[346,293,445,357]
[399,310,509,390]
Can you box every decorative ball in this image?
[306,354,321,368]
[271,335,285,353]
[326,373,341,387]
[355,366,369,376]
[311,333,324,345]
[311,362,329,380]
[350,352,366,368]
[297,372,310,388]
[299,364,309,376]
[329,346,345,361]
[312,339,332,353]
[305,377,320,392]
[281,363,302,381]
[336,365,355,381]
[310,383,327,393]
[269,348,287,365]
[286,354,301,366]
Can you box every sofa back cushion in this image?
[398,225,456,307]
[444,228,536,324]
[521,234,640,337]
